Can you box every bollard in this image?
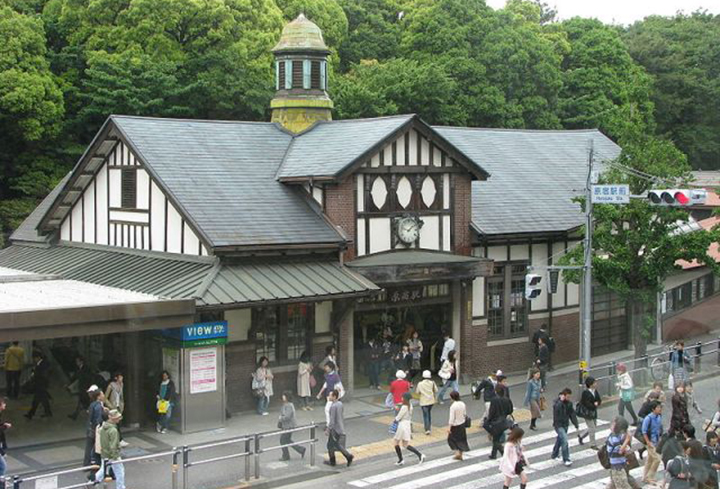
[181,445,189,489]
[244,438,252,481]
[254,434,261,479]
[610,361,616,377]
[695,341,702,374]
[171,447,180,489]
[13,475,20,489]
[310,424,316,467]
[717,337,720,367]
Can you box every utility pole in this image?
[581,142,594,377]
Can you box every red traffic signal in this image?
[647,189,706,206]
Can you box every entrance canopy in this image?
[0,267,194,340]
[347,250,492,285]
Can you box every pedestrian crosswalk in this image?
[347,420,662,489]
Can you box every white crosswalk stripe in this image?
[345,419,667,489]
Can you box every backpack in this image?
[547,336,556,353]
[471,380,482,400]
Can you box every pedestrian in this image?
[0,398,11,482]
[324,389,354,467]
[641,400,664,485]
[393,344,413,377]
[475,370,502,421]
[440,331,456,364]
[390,370,410,406]
[253,356,274,416]
[488,385,514,460]
[3,342,24,400]
[605,416,633,489]
[668,439,707,488]
[24,351,52,420]
[703,431,720,489]
[316,362,343,401]
[670,340,691,386]
[105,372,125,414]
[447,390,470,460]
[67,356,95,421]
[392,392,425,466]
[297,351,313,411]
[636,391,661,460]
[415,370,437,435]
[644,381,667,404]
[278,391,306,461]
[366,337,382,390]
[685,382,703,415]
[670,382,690,436]
[535,337,550,389]
[531,324,549,358]
[578,376,601,449]
[437,350,458,404]
[156,370,177,433]
[407,331,423,381]
[615,363,638,426]
[322,346,338,372]
[551,387,579,466]
[94,409,125,489]
[500,426,529,489]
[84,387,107,467]
[523,369,542,431]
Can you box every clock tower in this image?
[270,14,333,134]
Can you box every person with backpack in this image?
[604,416,634,489]
[551,388,579,466]
[641,400,664,485]
[93,409,125,489]
[667,440,706,488]
[577,376,601,449]
[703,431,720,489]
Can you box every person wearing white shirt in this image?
[440,332,455,363]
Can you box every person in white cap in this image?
[415,370,438,434]
[95,409,125,489]
[476,370,503,422]
[389,370,410,407]
[84,387,107,467]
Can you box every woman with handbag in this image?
[297,352,314,411]
[578,376,601,449]
[278,391,306,461]
[523,370,542,431]
[616,363,639,426]
[447,391,470,460]
[254,356,274,416]
[156,371,176,434]
[500,426,529,489]
[437,350,458,404]
[392,393,425,466]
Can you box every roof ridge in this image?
[434,125,603,134]
[111,114,277,126]
[322,114,415,124]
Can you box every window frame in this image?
[486,261,529,340]
[252,303,314,365]
[120,168,137,209]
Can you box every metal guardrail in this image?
[3,423,319,489]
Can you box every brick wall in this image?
[453,173,472,256]
[324,176,356,260]
[226,341,258,412]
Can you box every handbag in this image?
[157,399,170,414]
[94,425,103,454]
[625,451,640,470]
[668,373,675,392]
[439,368,451,381]
[464,415,472,428]
[538,395,547,411]
[389,419,398,435]
[575,401,589,419]
[277,420,283,430]
[384,393,395,408]
[309,375,317,389]
[621,388,634,403]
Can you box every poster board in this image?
[189,347,217,394]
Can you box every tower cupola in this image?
[270,14,333,133]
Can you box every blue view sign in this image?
[162,321,228,346]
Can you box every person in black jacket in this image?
[24,351,52,420]
[83,387,107,467]
[551,388,579,466]
[475,370,502,421]
[535,337,550,389]
[578,376,601,449]
[67,356,95,421]
[486,385,514,460]
[703,431,720,489]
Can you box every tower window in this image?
[292,60,303,88]
[121,169,137,209]
[278,61,285,90]
[311,61,321,89]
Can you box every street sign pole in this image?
[581,142,594,378]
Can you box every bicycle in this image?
[649,344,674,382]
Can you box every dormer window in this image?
[121,168,136,209]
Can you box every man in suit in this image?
[24,351,52,420]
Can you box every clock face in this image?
[398,217,420,244]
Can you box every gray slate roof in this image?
[434,127,622,236]
[277,115,415,180]
[10,173,71,243]
[112,116,343,248]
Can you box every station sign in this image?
[591,184,630,204]
[162,321,228,347]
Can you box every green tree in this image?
[562,123,720,359]
[559,18,654,138]
[333,58,464,125]
[624,12,720,169]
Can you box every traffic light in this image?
[647,189,707,206]
[525,274,543,300]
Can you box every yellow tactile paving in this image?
[322,408,531,462]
